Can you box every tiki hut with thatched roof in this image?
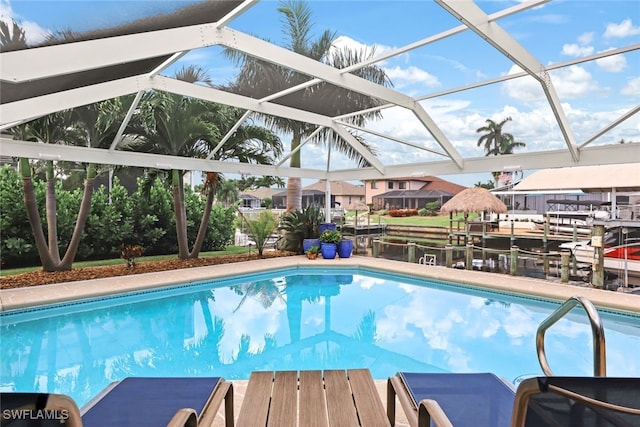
[440,187,507,238]
[440,187,507,216]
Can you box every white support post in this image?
[325,179,332,223]
[611,187,617,219]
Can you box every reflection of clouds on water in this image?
[304,313,324,328]
[355,275,386,289]
[478,318,502,338]
[398,283,417,294]
[503,306,538,346]
[209,289,286,360]
[446,347,472,372]
[376,287,472,371]
[377,304,416,342]
[465,297,500,339]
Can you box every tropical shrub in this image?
[425,201,441,216]
[388,209,419,217]
[128,178,175,255]
[319,229,341,244]
[278,204,323,253]
[205,204,236,250]
[238,210,278,257]
[82,179,134,259]
[0,170,236,268]
[120,244,144,267]
[0,165,37,267]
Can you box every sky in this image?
[2,0,639,187]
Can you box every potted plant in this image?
[303,236,321,254]
[319,230,341,259]
[337,237,353,258]
[279,205,323,254]
[305,245,319,260]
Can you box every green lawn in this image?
[346,212,479,227]
[1,246,252,277]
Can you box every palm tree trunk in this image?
[59,165,96,270]
[45,161,61,264]
[188,188,214,259]
[287,133,302,211]
[172,169,190,259]
[20,158,57,272]
[287,177,302,211]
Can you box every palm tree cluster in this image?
[9,68,284,268]
[3,0,392,271]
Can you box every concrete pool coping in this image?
[1,255,638,314]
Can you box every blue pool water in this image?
[1,267,639,408]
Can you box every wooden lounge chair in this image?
[236,369,390,427]
[387,372,640,427]
[0,392,83,426]
[81,377,233,427]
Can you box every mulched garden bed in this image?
[1,251,297,290]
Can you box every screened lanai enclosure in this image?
[1,0,639,185]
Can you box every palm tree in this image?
[0,18,27,51]
[12,101,125,271]
[13,113,73,271]
[237,175,286,191]
[4,20,129,271]
[215,179,239,207]
[236,210,279,257]
[476,117,526,185]
[474,180,495,190]
[128,66,282,259]
[223,0,391,211]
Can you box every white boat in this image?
[560,225,640,284]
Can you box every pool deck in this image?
[2,256,638,427]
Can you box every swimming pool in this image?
[1,266,639,408]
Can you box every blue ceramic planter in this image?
[320,243,337,259]
[319,223,336,235]
[303,238,320,253]
[337,239,353,258]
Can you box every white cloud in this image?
[502,67,545,104]
[551,66,601,98]
[561,32,595,57]
[595,50,627,72]
[503,65,599,102]
[333,36,440,91]
[561,43,594,57]
[0,0,50,45]
[0,0,11,19]
[621,76,640,96]
[384,65,440,89]
[604,18,640,39]
[331,35,391,60]
[577,32,594,45]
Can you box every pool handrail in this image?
[536,295,606,377]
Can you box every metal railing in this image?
[536,295,606,377]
